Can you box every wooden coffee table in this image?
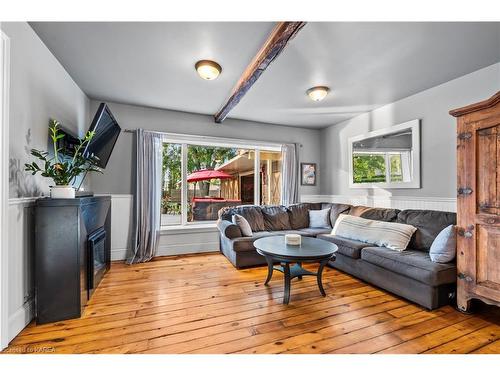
[254,236,338,304]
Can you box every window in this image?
[160,135,282,227]
[161,143,182,225]
[349,120,420,188]
[352,151,411,184]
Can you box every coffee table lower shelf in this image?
[260,255,333,305]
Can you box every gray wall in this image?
[320,62,500,198]
[89,100,322,196]
[1,22,90,198]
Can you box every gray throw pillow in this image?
[429,225,457,263]
[309,208,331,228]
[232,214,253,237]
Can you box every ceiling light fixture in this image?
[195,60,222,80]
[307,86,330,101]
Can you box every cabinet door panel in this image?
[476,126,498,215]
[476,225,500,288]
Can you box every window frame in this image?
[160,132,282,228]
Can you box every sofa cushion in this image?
[361,246,457,286]
[219,205,266,232]
[324,203,351,227]
[231,231,279,252]
[309,208,331,228]
[300,228,333,237]
[261,205,291,231]
[317,234,372,259]
[216,219,242,239]
[397,210,457,251]
[348,205,400,222]
[287,203,320,229]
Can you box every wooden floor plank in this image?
[470,339,500,354]
[378,317,491,354]
[2,253,499,354]
[423,325,500,354]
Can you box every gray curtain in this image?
[128,129,163,264]
[281,143,299,206]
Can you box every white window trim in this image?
[160,133,283,229]
[160,132,282,152]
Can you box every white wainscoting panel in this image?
[300,195,457,212]
[105,194,134,261]
[104,194,220,261]
[7,198,36,342]
[157,227,219,257]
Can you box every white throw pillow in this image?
[332,214,417,251]
[309,208,331,228]
[232,214,253,237]
[429,225,457,263]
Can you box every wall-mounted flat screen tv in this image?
[85,103,121,168]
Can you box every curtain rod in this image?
[122,129,302,148]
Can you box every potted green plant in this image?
[24,119,101,198]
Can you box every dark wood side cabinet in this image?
[450,91,500,312]
[35,195,111,324]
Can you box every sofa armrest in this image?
[217,219,242,239]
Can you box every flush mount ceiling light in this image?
[307,86,330,101]
[195,60,222,80]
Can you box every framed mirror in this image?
[348,119,420,189]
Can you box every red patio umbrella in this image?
[186,169,233,183]
[187,169,233,198]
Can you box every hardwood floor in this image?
[3,252,500,354]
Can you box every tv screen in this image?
[85,103,121,168]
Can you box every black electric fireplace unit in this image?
[34,196,111,324]
[88,227,108,298]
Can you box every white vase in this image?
[50,185,76,199]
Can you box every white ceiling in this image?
[30,22,500,128]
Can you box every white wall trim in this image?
[301,194,457,212]
[8,197,38,205]
[6,197,36,343]
[0,30,11,350]
[8,300,34,343]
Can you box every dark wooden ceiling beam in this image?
[214,21,306,123]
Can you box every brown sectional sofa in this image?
[216,203,457,310]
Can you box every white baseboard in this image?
[300,194,457,212]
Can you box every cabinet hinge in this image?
[457,132,472,140]
[457,225,474,238]
[457,187,473,196]
[458,273,473,282]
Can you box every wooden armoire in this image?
[450,91,500,312]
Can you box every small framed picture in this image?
[300,163,317,186]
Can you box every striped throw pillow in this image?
[332,214,417,251]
